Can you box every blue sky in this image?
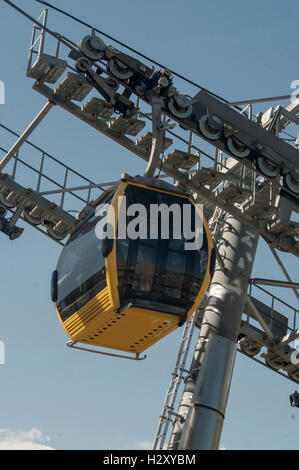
[0,0,298,450]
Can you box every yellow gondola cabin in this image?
[51,176,215,358]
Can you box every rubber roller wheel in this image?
[257,156,280,178]
[227,136,251,158]
[168,96,192,119]
[198,114,222,141]
[265,357,284,371]
[239,338,261,357]
[23,208,42,225]
[0,193,16,208]
[284,173,299,195]
[108,58,133,80]
[78,35,106,61]
[75,57,91,73]
[47,222,67,240]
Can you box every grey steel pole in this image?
[169,214,259,450]
[0,101,54,171]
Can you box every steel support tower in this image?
[177,216,258,449]
[1,3,299,451]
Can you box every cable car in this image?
[51,175,215,359]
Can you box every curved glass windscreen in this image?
[116,185,209,318]
[56,212,106,321]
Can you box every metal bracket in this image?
[167,409,185,424]
[66,340,147,361]
[6,205,24,227]
[75,57,117,104]
[75,57,137,118]
[144,93,164,177]
[0,207,24,240]
[245,295,275,343]
[89,28,105,52]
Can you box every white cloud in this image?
[136,440,153,450]
[136,439,226,450]
[0,428,54,450]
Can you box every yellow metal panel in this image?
[104,182,127,308]
[75,303,181,354]
[58,286,113,339]
[185,194,214,319]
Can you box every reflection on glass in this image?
[161,251,186,299]
[117,239,129,289]
[57,214,105,309]
[131,243,156,293]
